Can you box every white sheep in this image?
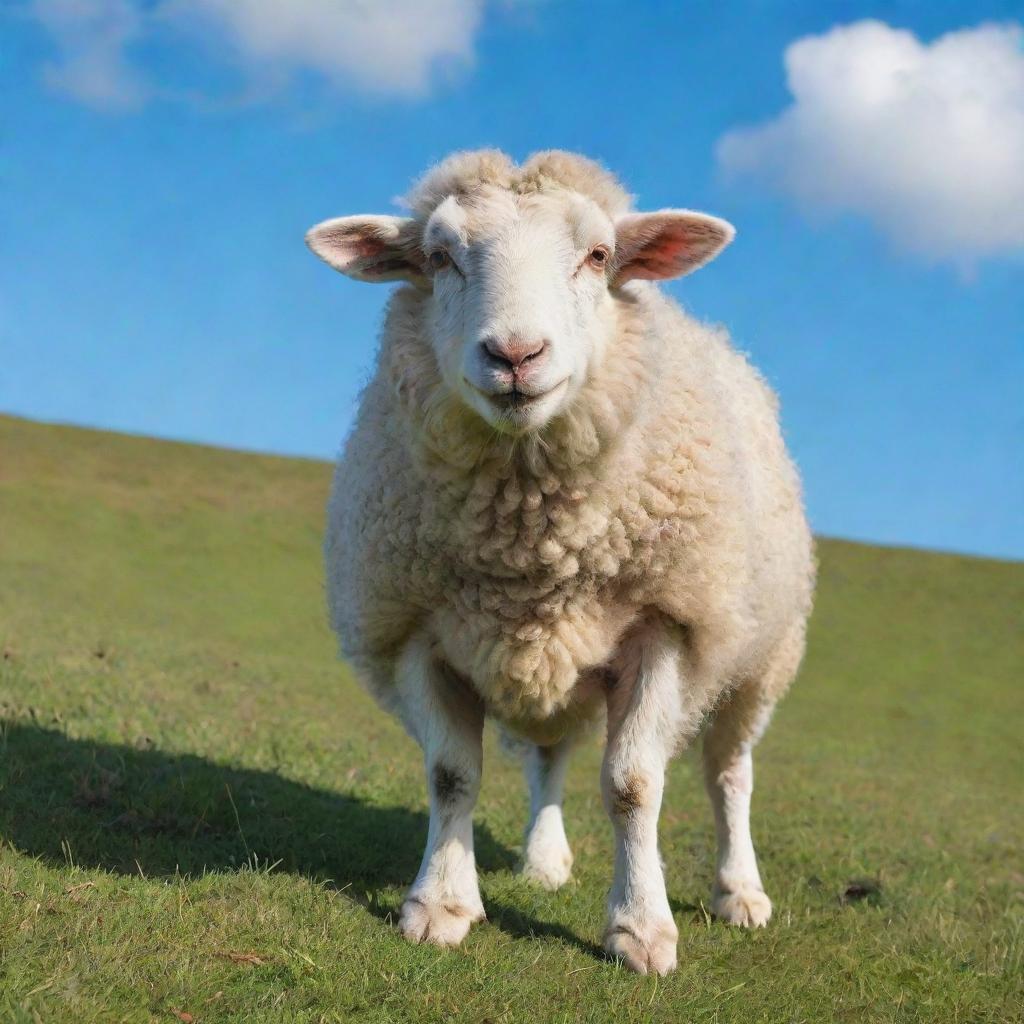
[307,150,814,975]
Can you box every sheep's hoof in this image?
[398,896,484,948]
[604,917,678,976]
[712,886,773,928]
[520,840,573,891]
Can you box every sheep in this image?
[306,149,815,975]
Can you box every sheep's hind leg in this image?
[602,625,690,976]
[702,683,773,927]
[520,736,574,890]
[700,618,802,933]
[702,626,803,928]
[395,635,486,948]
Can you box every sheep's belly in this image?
[434,600,634,724]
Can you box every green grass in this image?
[1,412,1021,1024]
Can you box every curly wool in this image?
[402,149,634,220]
[326,152,814,738]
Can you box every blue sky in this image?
[3,1,1022,560]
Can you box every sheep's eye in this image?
[428,250,450,272]
[588,246,610,268]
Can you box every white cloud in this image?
[717,20,1024,269]
[31,0,148,110]
[29,0,491,108]
[160,0,484,97]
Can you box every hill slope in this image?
[1,413,1021,1023]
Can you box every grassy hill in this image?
[1,412,1021,1023]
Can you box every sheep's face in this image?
[419,188,620,433]
[307,182,733,435]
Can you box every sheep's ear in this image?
[305,215,425,285]
[612,210,735,284]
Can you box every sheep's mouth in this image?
[468,378,569,412]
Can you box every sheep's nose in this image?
[480,335,549,373]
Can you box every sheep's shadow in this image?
[0,721,597,954]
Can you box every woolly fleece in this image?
[325,150,814,741]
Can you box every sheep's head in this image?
[307,150,734,434]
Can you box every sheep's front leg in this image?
[602,628,687,975]
[520,737,574,890]
[395,635,486,948]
